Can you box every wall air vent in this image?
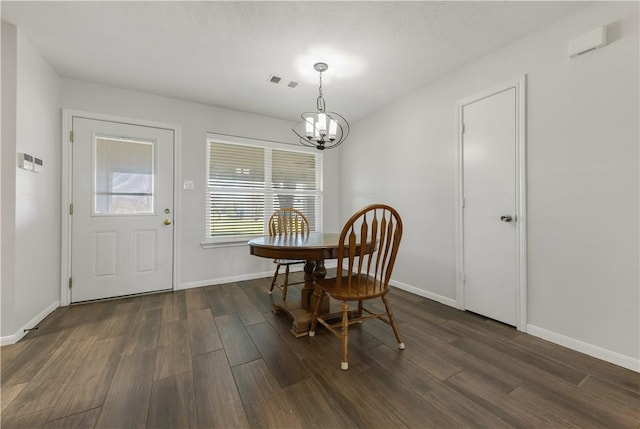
[568,26,607,58]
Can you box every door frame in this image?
[454,76,528,331]
[60,109,181,306]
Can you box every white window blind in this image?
[206,138,322,242]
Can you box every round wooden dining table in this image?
[248,232,340,337]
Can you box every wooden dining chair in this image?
[309,204,404,370]
[268,207,310,300]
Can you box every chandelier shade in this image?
[292,63,349,150]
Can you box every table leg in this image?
[300,260,316,309]
[311,259,329,313]
[273,259,330,337]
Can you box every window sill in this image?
[200,240,250,249]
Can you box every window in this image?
[206,136,322,243]
[94,137,155,215]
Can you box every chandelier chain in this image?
[316,71,326,112]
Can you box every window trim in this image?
[202,133,323,246]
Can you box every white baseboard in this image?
[178,261,338,291]
[527,324,640,373]
[179,271,275,290]
[390,279,458,308]
[0,300,60,346]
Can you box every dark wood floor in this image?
[2,274,639,428]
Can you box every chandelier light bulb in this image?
[328,119,337,140]
[305,117,314,137]
[317,113,327,134]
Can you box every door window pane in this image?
[94,137,155,214]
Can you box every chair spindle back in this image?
[268,208,309,236]
[335,204,403,297]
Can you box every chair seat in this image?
[316,274,388,300]
[274,258,305,265]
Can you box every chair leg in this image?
[269,263,281,294]
[381,295,405,350]
[357,300,364,322]
[308,289,325,337]
[340,300,350,370]
[282,265,290,301]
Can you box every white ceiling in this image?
[2,1,591,123]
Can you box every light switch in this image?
[183,181,194,190]
[18,153,34,170]
[33,158,43,173]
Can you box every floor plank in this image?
[282,377,357,428]
[203,283,236,317]
[214,313,261,367]
[185,288,209,313]
[222,282,266,326]
[187,308,223,357]
[0,383,27,413]
[46,336,126,421]
[94,349,156,428]
[154,319,192,380]
[161,291,187,323]
[1,331,69,387]
[246,322,309,388]
[147,371,197,429]
[3,335,97,418]
[43,408,101,429]
[232,359,304,428]
[192,350,249,428]
[122,308,162,356]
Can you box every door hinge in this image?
[459,272,466,282]
[70,130,74,142]
[69,203,74,215]
[462,198,466,208]
[68,277,72,289]
[461,123,465,134]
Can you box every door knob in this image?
[163,219,172,225]
[500,215,513,223]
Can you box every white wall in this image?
[342,2,639,368]
[61,79,341,289]
[1,21,18,338]
[1,23,62,340]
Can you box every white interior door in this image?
[71,117,174,302]
[462,88,517,326]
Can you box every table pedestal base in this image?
[273,259,329,337]
[273,301,318,337]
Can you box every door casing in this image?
[61,109,181,306]
[455,76,528,331]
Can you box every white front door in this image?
[71,117,174,302]
[461,87,519,326]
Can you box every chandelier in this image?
[292,62,349,150]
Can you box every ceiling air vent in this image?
[268,74,298,89]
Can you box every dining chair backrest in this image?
[268,208,309,236]
[335,204,403,298]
